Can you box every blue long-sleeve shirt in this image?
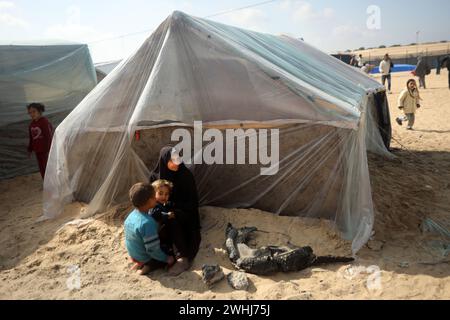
[124,209,167,264]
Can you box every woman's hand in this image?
[168,212,176,220]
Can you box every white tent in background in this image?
[42,12,392,253]
[94,60,122,82]
[0,42,97,179]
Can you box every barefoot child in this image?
[125,183,175,275]
[396,79,421,130]
[27,103,53,179]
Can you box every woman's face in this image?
[408,81,417,90]
[167,160,179,172]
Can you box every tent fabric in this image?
[94,60,122,75]
[0,43,97,179]
[42,12,391,254]
[94,60,122,82]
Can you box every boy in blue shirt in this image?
[125,182,175,275]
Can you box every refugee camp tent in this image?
[43,12,392,253]
[94,60,122,82]
[0,42,97,179]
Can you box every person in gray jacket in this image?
[415,57,431,89]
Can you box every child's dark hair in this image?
[27,103,46,113]
[129,182,155,208]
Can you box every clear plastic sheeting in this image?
[94,60,122,82]
[43,12,391,253]
[0,43,97,179]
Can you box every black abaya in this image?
[150,146,201,260]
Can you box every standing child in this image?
[396,79,421,130]
[27,103,53,179]
[125,183,175,275]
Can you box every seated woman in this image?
[150,146,201,276]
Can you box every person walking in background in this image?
[356,54,364,68]
[436,56,442,75]
[440,55,450,89]
[380,54,394,94]
[415,56,431,89]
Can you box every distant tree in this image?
[409,43,417,46]
[379,45,386,48]
[358,47,365,50]
[441,40,448,43]
[345,49,351,53]
[391,44,401,47]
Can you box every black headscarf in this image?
[150,146,176,183]
[149,146,200,230]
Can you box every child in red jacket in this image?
[27,103,53,179]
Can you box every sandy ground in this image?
[0,71,449,300]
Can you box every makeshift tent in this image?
[0,42,97,179]
[94,60,122,82]
[43,12,392,253]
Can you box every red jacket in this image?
[28,117,54,154]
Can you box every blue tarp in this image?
[370,64,416,74]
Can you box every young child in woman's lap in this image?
[151,179,191,276]
[150,179,176,256]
